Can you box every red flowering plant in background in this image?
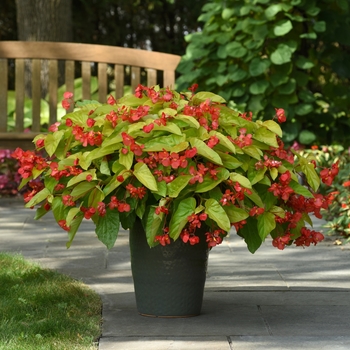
[12,85,338,252]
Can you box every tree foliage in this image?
[176,0,350,146]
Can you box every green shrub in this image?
[176,0,350,146]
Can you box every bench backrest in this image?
[0,41,181,149]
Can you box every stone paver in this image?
[1,198,350,350]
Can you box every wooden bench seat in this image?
[0,41,181,149]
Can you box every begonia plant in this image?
[12,85,338,253]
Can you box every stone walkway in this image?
[1,197,350,350]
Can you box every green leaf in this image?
[167,175,192,198]
[205,198,231,231]
[257,212,276,241]
[66,207,81,226]
[253,127,279,148]
[169,197,196,240]
[189,138,223,165]
[296,56,315,69]
[196,168,230,193]
[238,217,262,253]
[143,134,185,152]
[313,21,326,32]
[249,58,271,77]
[288,180,314,198]
[216,151,243,169]
[270,44,293,65]
[209,130,236,153]
[229,173,252,189]
[223,205,249,223]
[95,209,120,249]
[262,120,282,137]
[175,114,200,129]
[67,170,97,187]
[70,181,96,199]
[265,4,282,18]
[249,80,270,95]
[192,91,226,104]
[119,149,134,170]
[274,19,293,36]
[133,162,158,192]
[295,103,313,116]
[25,188,51,208]
[299,130,316,145]
[245,188,265,207]
[300,32,317,39]
[242,145,263,160]
[300,163,320,192]
[66,212,84,249]
[44,131,64,157]
[226,41,247,58]
[144,206,163,247]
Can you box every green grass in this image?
[0,253,102,350]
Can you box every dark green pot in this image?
[129,219,209,317]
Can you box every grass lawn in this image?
[0,253,102,350]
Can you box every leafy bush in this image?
[0,149,21,197]
[305,145,350,244]
[177,0,350,146]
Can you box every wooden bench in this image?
[0,41,181,149]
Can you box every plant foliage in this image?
[176,0,350,146]
[12,86,338,253]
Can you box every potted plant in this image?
[12,85,337,317]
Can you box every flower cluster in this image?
[12,86,338,252]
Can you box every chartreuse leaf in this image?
[242,145,263,160]
[253,127,279,148]
[196,168,229,193]
[119,149,134,170]
[66,212,84,248]
[170,141,190,153]
[262,120,283,138]
[288,180,314,198]
[189,138,223,165]
[169,197,196,241]
[223,205,249,223]
[270,167,279,180]
[88,186,105,208]
[238,217,262,254]
[209,130,236,153]
[248,166,267,185]
[300,163,320,192]
[71,181,96,199]
[245,188,264,207]
[25,188,51,208]
[86,143,122,163]
[257,212,276,241]
[67,170,97,187]
[145,205,164,247]
[143,134,185,152]
[229,173,252,189]
[133,162,158,191]
[66,207,81,226]
[51,196,65,223]
[44,130,64,157]
[175,114,200,129]
[95,209,120,249]
[167,175,192,198]
[192,91,226,104]
[103,170,131,196]
[216,151,243,169]
[270,206,286,218]
[153,122,182,135]
[205,198,231,232]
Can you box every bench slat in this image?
[49,60,58,125]
[65,60,75,113]
[0,59,8,132]
[82,61,91,100]
[98,63,107,103]
[15,59,25,132]
[147,69,157,87]
[31,59,41,132]
[131,66,141,93]
[114,64,124,99]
